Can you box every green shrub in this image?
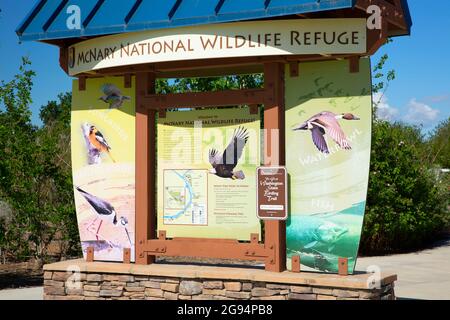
[360,120,450,255]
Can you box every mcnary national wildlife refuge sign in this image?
[11,0,418,302]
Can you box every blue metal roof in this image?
[15,0,353,41]
[16,0,411,42]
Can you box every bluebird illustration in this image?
[99,83,131,110]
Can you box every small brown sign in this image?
[257,166,288,220]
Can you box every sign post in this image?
[257,166,288,221]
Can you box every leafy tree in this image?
[0,58,79,263]
[359,39,450,255]
[158,75,263,94]
[37,92,80,259]
[361,121,449,254]
[427,117,450,169]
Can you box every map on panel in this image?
[163,170,208,226]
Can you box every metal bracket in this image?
[244,248,269,258]
[243,242,276,264]
[266,243,277,265]
[147,246,167,254]
[146,236,167,254]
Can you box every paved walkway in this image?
[355,238,450,300]
[0,239,448,300]
[0,287,43,300]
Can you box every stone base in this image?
[43,259,396,300]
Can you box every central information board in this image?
[157,107,261,240]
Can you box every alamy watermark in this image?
[65,5,383,31]
[66,5,81,30]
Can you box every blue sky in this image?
[0,1,449,133]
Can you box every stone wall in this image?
[43,270,395,301]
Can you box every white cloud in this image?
[373,93,399,121]
[425,94,450,103]
[403,98,440,126]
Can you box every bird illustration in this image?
[88,125,115,163]
[76,187,132,247]
[293,111,360,154]
[208,127,249,180]
[99,83,131,110]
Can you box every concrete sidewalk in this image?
[0,287,43,300]
[356,238,450,300]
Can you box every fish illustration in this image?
[287,215,348,253]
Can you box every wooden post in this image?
[78,76,86,91]
[123,248,131,264]
[291,255,301,273]
[348,56,360,73]
[135,72,156,264]
[263,62,286,273]
[86,246,94,262]
[124,73,132,88]
[289,61,299,77]
[338,257,349,276]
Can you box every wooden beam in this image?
[142,238,273,262]
[78,76,86,91]
[86,247,94,262]
[289,61,299,77]
[123,248,131,264]
[366,19,388,56]
[135,72,156,265]
[124,73,132,88]
[85,54,355,78]
[355,0,407,30]
[59,47,68,74]
[249,104,259,115]
[291,255,301,273]
[142,88,266,109]
[338,257,349,276]
[263,62,286,273]
[348,56,360,73]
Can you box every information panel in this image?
[71,77,136,262]
[285,59,372,274]
[157,107,261,240]
[257,167,288,220]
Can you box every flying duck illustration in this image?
[208,127,249,180]
[87,125,115,163]
[293,111,360,154]
[99,83,131,110]
[76,187,132,247]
